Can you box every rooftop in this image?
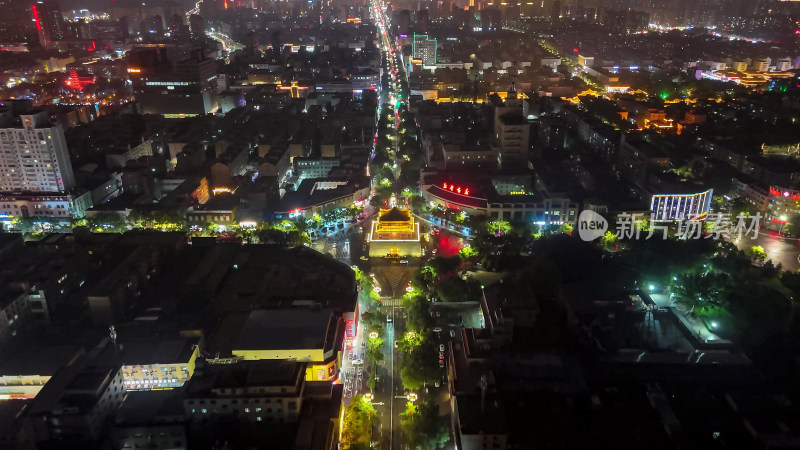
[379,207,411,222]
[233,309,334,351]
[119,337,200,366]
[185,360,305,397]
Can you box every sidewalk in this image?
[650,293,729,345]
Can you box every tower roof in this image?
[380,207,411,222]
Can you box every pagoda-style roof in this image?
[379,207,411,222]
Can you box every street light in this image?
[364,393,373,402]
[408,392,417,402]
[369,331,379,340]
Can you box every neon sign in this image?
[441,183,469,196]
[31,5,42,31]
[770,187,800,200]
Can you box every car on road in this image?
[439,360,445,368]
[433,327,441,333]
[439,344,445,352]
[439,352,445,360]
[399,260,409,264]
[386,314,392,323]
[450,330,456,338]
[394,341,398,349]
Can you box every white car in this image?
[450,330,456,338]
[439,344,445,352]
[433,327,442,333]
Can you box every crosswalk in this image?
[379,297,403,307]
[384,268,405,294]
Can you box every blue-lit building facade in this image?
[650,189,713,221]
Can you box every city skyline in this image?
[0,0,798,448]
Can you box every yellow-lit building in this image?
[368,207,422,258]
[231,309,343,382]
[119,337,201,391]
[0,344,85,400]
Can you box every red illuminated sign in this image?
[770,187,800,200]
[31,5,42,31]
[441,183,469,196]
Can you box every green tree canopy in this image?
[399,341,440,391]
[400,399,449,450]
[669,271,729,312]
[402,295,432,332]
[746,245,767,264]
[787,215,800,235]
[341,395,375,450]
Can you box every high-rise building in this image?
[551,0,561,19]
[31,0,66,46]
[0,2,32,42]
[189,14,205,40]
[480,7,502,30]
[412,33,437,67]
[603,9,627,34]
[494,104,531,168]
[0,109,75,194]
[416,9,430,34]
[627,10,650,32]
[394,9,411,36]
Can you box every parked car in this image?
[450,330,456,338]
[439,344,445,352]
